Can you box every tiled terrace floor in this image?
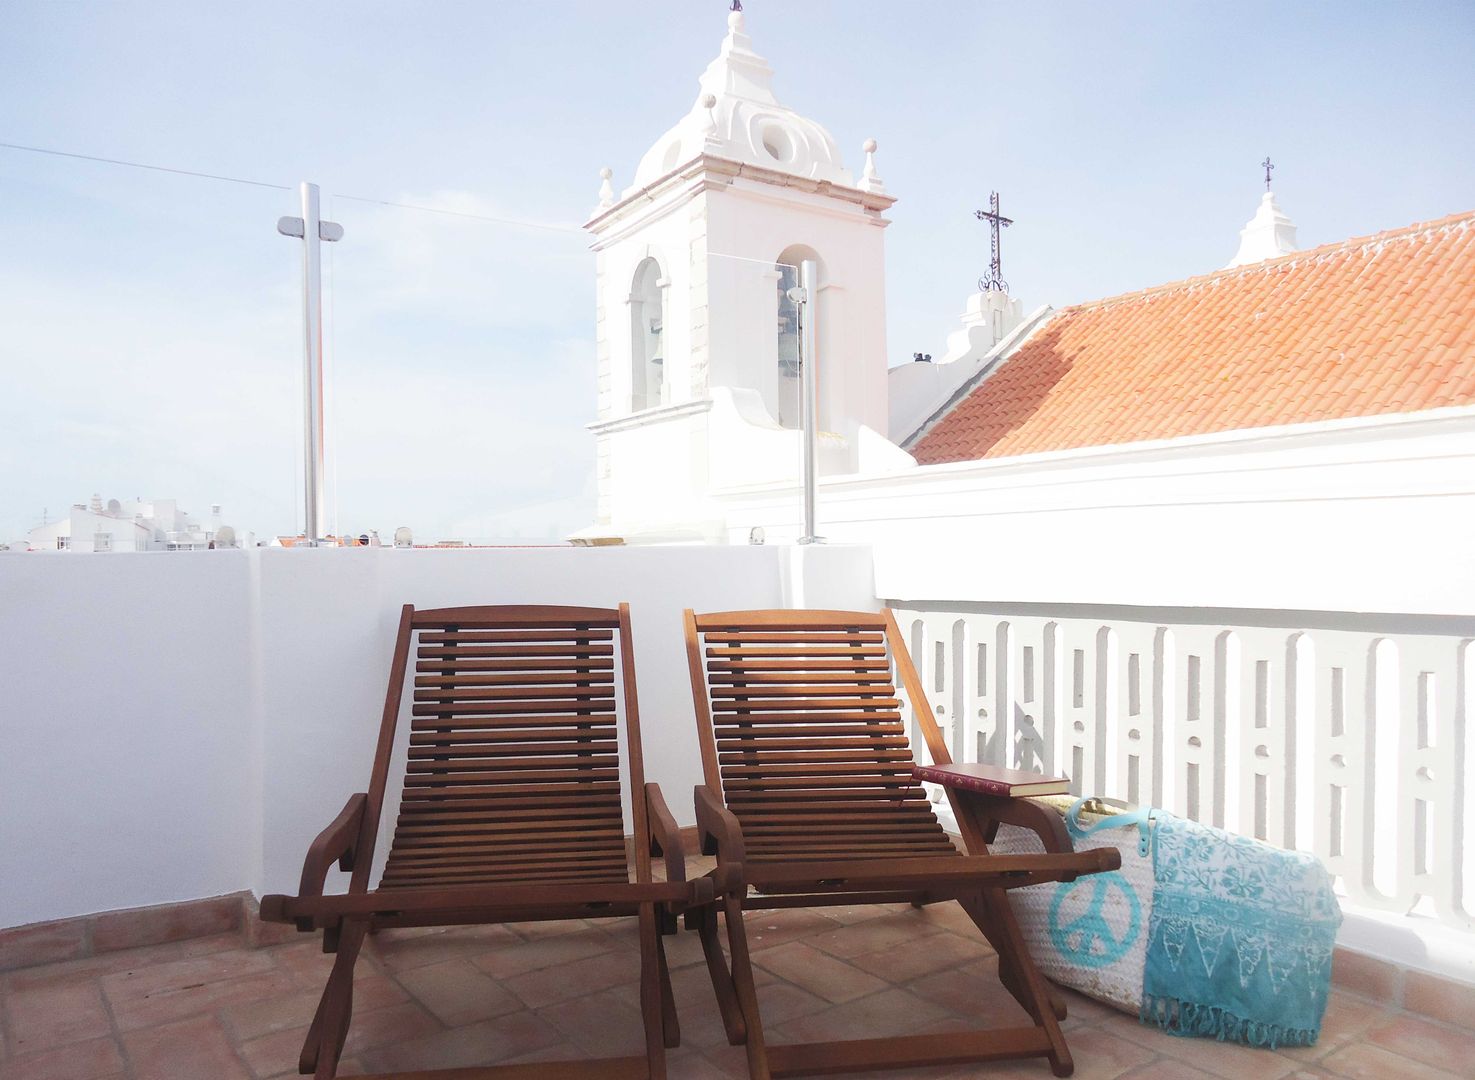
[3,896,1473,1080]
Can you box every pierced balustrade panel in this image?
[891,604,1473,935]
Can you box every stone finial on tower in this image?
[596,167,615,212]
[860,138,884,193]
[701,93,722,150]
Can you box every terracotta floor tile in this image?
[909,899,996,938]
[352,1009,565,1073]
[103,964,299,1033]
[501,948,642,1010]
[905,962,1030,1026]
[500,919,598,941]
[0,1037,124,1080]
[218,972,406,1042]
[1365,1012,1475,1074]
[394,958,523,1026]
[768,987,957,1043]
[469,925,623,980]
[658,924,712,971]
[2,978,113,1055]
[1276,991,1394,1063]
[1320,1039,1464,1079]
[366,924,521,972]
[805,909,944,960]
[738,908,845,950]
[1119,1061,1222,1080]
[848,930,995,984]
[536,988,649,1057]
[804,901,906,926]
[121,1014,252,1080]
[235,1001,440,1078]
[751,941,888,1004]
[1150,1030,1296,1080]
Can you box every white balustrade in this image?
[893,605,1474,935]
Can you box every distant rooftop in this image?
[910,210,1475,465]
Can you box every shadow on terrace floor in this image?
[3,863,1473,1079]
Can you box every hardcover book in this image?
[911,762,1070,797]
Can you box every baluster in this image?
[1230,628,1299,846]
[1111,623,1164,808]
[1400,636,1465,922]
[1171,626,1228,826]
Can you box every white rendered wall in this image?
[0,551,259,927]
[718,408,1475,617]
[0,544,877,927]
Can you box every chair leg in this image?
[980,888,1073,1078]
[696,902,747,1045]
[299,918,367,1079]
[655,926,681,1049]
[637,903,668,1079]
[721,894,772,1080]
[960,893,1067,1022]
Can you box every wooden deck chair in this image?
[683,608,1121,1079]
[260,604,708,1080]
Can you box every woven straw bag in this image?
[992,797,1156,1013]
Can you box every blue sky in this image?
[2,1,1472,542]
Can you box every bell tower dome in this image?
[579,6,901,543]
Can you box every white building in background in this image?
[576,6,909,544]
[26,495,247,552]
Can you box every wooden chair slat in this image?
[702,632,885,644]
[710,684,896,698]
[708,658,893,672]
[415,658,616,674]
[711,699,902,713]
[406,755,619,772]
[408,714,618,730]
[717,737,910,752]
[705,646,888,659]
[418,629,614,643]
[418,644,615,659]
[712,711,904,725]
[709,671,894,685]
[412,700,616,717]
[409,740,618,758]
[415,672,615,688]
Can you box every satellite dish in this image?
[393,526,413,549]
[215,525,237,548]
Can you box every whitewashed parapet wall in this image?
[892,603,1474,982]
[0,543,877,930]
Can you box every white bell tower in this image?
[578,7,901,543]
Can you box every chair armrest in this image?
[949,789,1074,855]
[694,784,745,865]
[297,793,368,899]
[645,782,687,886]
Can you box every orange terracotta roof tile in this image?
[910,210,1475,465]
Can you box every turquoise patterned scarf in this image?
[1141,813,1341,1048]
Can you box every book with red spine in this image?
[911,762,1070,797]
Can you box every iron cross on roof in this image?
[1263,156,1274,191]
[974,191,1013,293]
